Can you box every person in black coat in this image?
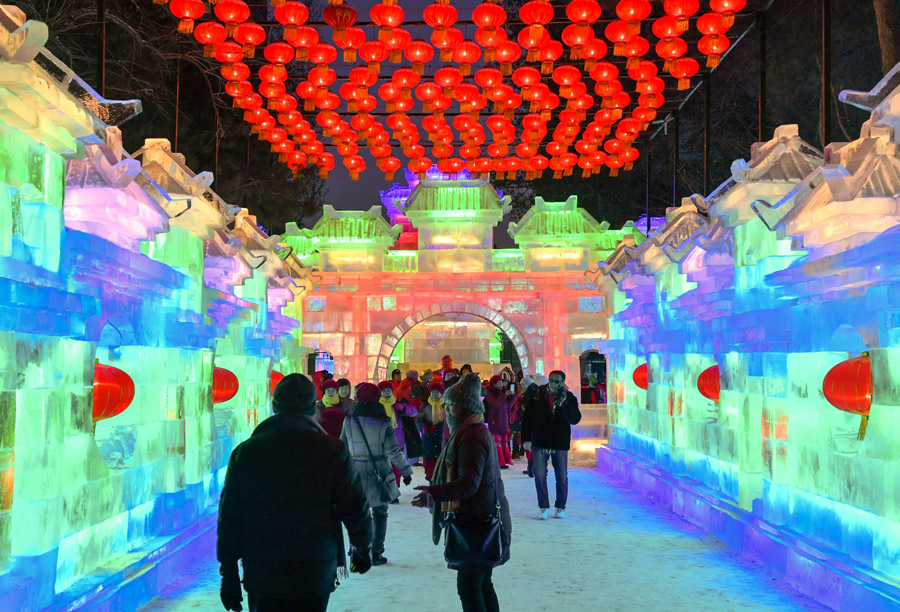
[217,373,372,612]
[521,370,581,520]
[413,373,512,612]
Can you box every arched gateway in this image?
[283,169,646,382]
[373,300,533,381]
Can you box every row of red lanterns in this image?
[630,355,873,439]
[92,364,287,423]
[161,0,745,181]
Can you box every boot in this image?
[372,552,388,566]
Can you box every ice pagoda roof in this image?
[507,196,612,248]
[308,205,401,249]
[399,174,511,224]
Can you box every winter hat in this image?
[441,355,453,367]
[428,381,445,393]
[377,380,394,392]
[322,379,339,391]
[391,368,402,377]
[535,374,550,386]
[489,374,503,386]
[406,370,419,381]
[444,373,485,414]
[356,382,380,403]
[522,376,534,389]
[273,373,317,415]
[422,369,433,383]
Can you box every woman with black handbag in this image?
[412,373,512,612]
[341,382,414,566]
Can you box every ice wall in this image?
[592,66,900,607]
[0,8,312,610]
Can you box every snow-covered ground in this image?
[141,466,827,612]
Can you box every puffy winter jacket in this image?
[521,385,581,451]
[428,419,512,567]
[484,387,515,436]
[341,400,413,507]
[217,413,369,599]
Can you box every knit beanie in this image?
[422,369,433,382]
[444,373,485,414]
[429,381,445,393]
[322,379,339,391]
[489,374,503,386]
[377,380,394,392]
[535,374,549,386]
[406,370,419,381]
[272,373,317,415]
[356,382,380,403]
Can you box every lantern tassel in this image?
[178,19,195,34]
[858,415,869,440]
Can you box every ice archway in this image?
[372,299,533,381]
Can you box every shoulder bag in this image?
[353,416,395,504]
[442,442,504,570]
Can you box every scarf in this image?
[428,396,445,424]
[379,395,398,428]
[322,393,340,407]
[430,412,485,545]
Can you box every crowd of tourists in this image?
[217,354,584,612]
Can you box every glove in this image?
[403,474,413,486]
[349,548,372,575]
[523,441,532,451]
[219,564,243,611]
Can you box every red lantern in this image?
[435,66,463,98]
[671,57,699,89]
[474,26,507,63]
[405,39,435,74]
[710,0,746,28]
[582,38,608,72]
[539,39,564,75]
[664,0,700,33]
[473,3,507,32]
[359,40,389,73]
[615,0,652,36]
[285,26,318,61]
[823,355,872,439]
[308,43,338,66]
[453,41,482,77]
[222,62,250,82]
[424,2,458,46]
[380,155,402,180]
[383,27,411,63]
[392,68,421,100]
[336,26,365,62]
[317,152,335,179]
[231,22,265,59]
[698,12,729,36]
[92,363,136,422]
[561,24,594,60]
[697,365,721,402]
[212,367,239,404]
[270,371,285,397]
[698,34,730,68]
[215,41,244,65]
[323,3,357,40]
[214,0,250,37]
[519,0,555,42]
[343,154,366,180]
[274,1,309,38]
[194,21,226,57]
[471,68,500,100]
[604,20,632,57]
[552,65,582,99]
[170,0,205,34]
[370,2,405,38]
[495,41,522,76]
[657,37,688,72]
[566,0,602,25]
[622,36,649,70]
[633,363,648,390]
[432,27,463,62]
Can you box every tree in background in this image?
[13,0,327,235]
